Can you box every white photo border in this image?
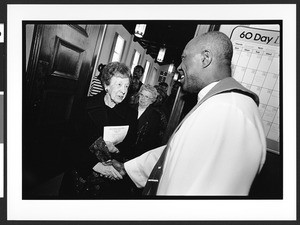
[7,4,296,221]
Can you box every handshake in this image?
[93,159,126,180]
[89,136,127,180]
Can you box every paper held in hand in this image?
[103,125,129,145]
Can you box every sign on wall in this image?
[230,26,280,154]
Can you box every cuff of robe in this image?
[124,145,166,189]
[124,159,147,188]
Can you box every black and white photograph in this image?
[23,22,282,200]
[2,2,297,223]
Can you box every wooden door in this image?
[23,24,104,190]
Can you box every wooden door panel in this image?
[50,36,85,81]
[69,24,89,37]
[27,24,102,126]
[23,24,104,192]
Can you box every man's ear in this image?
[201,50,212,68]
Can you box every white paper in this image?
[103,125,129,145]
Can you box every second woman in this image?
[131,84,162,157]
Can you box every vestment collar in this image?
[197,81,219,102]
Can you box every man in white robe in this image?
[113,31,266,195]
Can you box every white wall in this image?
[141,53,154,83]
[25,24,35,71]
[96,24,132,67]
[147,63,159,85]
[194,24,210,37]
[125,35,145,68]
[94,24,159,83]
[219,24,241,37]
[249,24,280,31]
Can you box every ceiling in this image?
[122,21,199,68]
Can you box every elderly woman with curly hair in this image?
[60,62,138,199]
[131,84,162,158]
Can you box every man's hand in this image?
[93,162,123,180]
[111,159,126,176]
[105,141,120,153]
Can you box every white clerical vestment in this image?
[124,81,266,195]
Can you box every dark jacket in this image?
[60,91,139,198]
[132,104,162,157]
[74,91,138,174]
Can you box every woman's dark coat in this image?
[132,104,162,157]
[59,91,138,198]
[74,91,138,172]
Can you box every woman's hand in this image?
[105,141,120,153]
[93,162,123,180]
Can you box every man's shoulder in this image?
[209,92,259,111]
